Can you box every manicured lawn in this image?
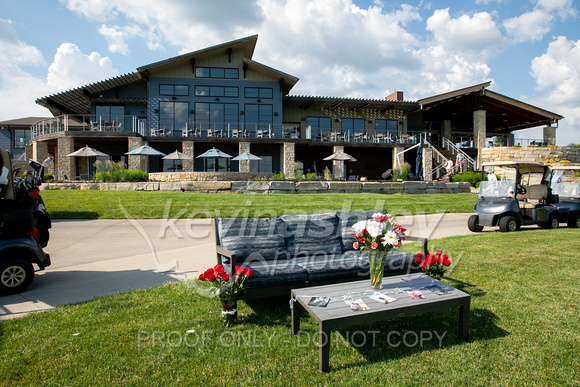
[41,190,478,219]
[1,229,578,385]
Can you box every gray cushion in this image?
[280,212,341,256]
[223,259,308,289]
[346,249,417,274]
[336,209,387,251]
[294,252,369,282]
[217,217,288,262]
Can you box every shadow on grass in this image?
[335,307,508,371]
[243,295,292,326]
[444,277,487,297]
[49,211,100,219]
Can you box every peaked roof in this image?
[418,82,563,133]
[137,35,259,75]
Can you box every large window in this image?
[307,117,332,139]
[195,86,239,98]
[195,67,239,79]
[95,105,125,130]
[159,101,189,135]
[245,87,273,99]
[159,84,189,96]
[14,129,30,149]
[195,103,239,132]
[341,118,365,132]
[375,119,398,141]
[245,104,273,134]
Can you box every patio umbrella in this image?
[232,151,262,172]
[196,147,233,172]
[162,150,193,171]
[323,151,357,162]
[124,145,166,156]
[231,152,262,161]
[415,144,423,180]
[323,151,357,179]
[67,145,109,158]
[67,145,110,179]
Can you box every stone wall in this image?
[41,180,471,194]
[481,146,580,164]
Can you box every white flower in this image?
[352,220,367,233]
[381,229,400,247]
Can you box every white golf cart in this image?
[551,165,580,228]
[468,161,560,232]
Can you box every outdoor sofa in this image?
[215,210,428,299]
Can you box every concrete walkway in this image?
[1,213,474,320]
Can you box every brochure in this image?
[408,290,426,300]
[344,298,370,311]
[368,292,397,304]
[425,284,453,296]
[307,296,331,307]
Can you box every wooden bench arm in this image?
[404,236,428,257]
[216,245,237,276]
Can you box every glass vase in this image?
[368,249,389,289]
[220,297,238,327]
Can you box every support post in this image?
[57,137,75,181]
[473,110,486,169]
[239,142,251,172]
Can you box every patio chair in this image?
[257,129,264,138]
[375,133,385,143]
[232,129,239,138]
[353,132,363,142]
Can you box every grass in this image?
[1,229,578,385]
[41,190,478,219]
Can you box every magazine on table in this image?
[344,298,370,311]
[368,292,397,304]
[425,284,453,295]
[307,296,331,307]
[408,290,426,300]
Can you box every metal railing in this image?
[31,115,425,145]
[442,137,475,172]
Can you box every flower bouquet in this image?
[352,213,406,289]
[415,250,451,280]
[198,264,254,327]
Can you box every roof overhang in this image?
[36,73,145,116]
[284,96,420,114]
[418,82,563,134]
[243,58,299,94]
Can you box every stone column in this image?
[422,147,433,182]
[32,140,49,165]
[239,142,251,172]
[474,110,486,169]
[442,120,452,141]
[281,142,295,178]
[507,133,515,147]
[543,126,556,146]
[57,137,75,180]
[128,137,147,171]
[333,145,344,178]
[392,146,404,169]
[182,141,194,172]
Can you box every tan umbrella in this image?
[323,151,357,162]
[162,150,193,171]
[67,145,109,157]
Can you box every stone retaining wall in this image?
[481,147,580,163]
[41,180,471,194]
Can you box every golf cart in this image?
[0,148,52,294]
[468,161,560,232]
[551,165,580,228]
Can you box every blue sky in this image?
[1,0,579,145]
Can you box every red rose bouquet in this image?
[415,250,451,280]
[198,264,254,326]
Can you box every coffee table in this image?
[290,273,470,372]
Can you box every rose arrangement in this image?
[415,250,451,280]
[352,213,406,288]
[198,264,254,326]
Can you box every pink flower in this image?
[353,242,359,250]
[353,231,360,238]
[370,242,378,250]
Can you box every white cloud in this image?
[0,18,45,72]
[98,24,143,55]
[504,0,577,43]
[426,8,505,59]
[47,43,118,91]
[526,36,580,145]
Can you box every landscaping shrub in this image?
[305,173,317,180]
[452,170,487,187]
[391,162,412,181]
[43,174,54,181]
[272,173,285,180]
[93,160,148,182]
[323,166,332,180]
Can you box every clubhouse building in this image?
[28,35,563,181]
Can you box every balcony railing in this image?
[30,115,423,145]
